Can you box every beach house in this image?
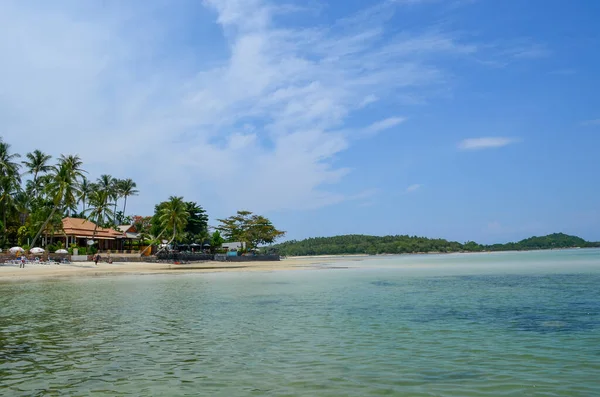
[45,217,125,252]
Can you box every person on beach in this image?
[20,255,26,268]
[94,253,100,265]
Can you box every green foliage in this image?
[216,210,285,249]
[211,230,224,246]
[152,196,189,248]
[182,202,209,243]
[274,233,600,256]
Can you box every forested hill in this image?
[273,233,600,256]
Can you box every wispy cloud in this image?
[405,184,422,193]
[458,137,519,150]
[365,117,407,135]
[580,119,600,126]
[0,0,543,215]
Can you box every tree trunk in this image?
[156,227,177,255]
[122,196,128,220]
[30,205,57,249]
[2,206,7,247]
[140,228,166,256]
[113,201,118,225]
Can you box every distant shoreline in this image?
[285,246,594,259]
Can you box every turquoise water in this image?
[1,249,600,396]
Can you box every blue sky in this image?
[1,0,599,244]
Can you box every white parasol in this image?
[55,249,69,254]
[9,246,24,254]
[30,247,45,255]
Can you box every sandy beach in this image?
[0,256,357,282]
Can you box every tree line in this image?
[0,138,138,250]
[273,233,600,256]
[1,137,286,253]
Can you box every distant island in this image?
[273,233,600,256]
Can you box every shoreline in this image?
[0,258,325,282]
[2,248,597,282]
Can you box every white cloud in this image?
[581,119,600,126]
[405,184,421,193]
[365,117,407,135]
[0,0,537,217]
[458,137,519,150]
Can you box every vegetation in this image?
[0,137,285,254]
[0,136,140,251]
[216,210,286,250]
[274,233,600,256]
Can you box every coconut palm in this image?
[29,155,85,249]
[0,139,21,245]
[158,196,189,251]
[86,188,115,245]
[78,177,93,215]
[22,150,52,194]
[119,178,138,221]
[96,175,117,224]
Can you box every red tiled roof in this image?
[58,217,124,239]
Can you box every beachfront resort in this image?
[0,139,285,266]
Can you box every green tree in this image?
[22,149,52,197]
[182,201,209,243]
[217,210,285,249]
[86,188,115,243]
[119,178,138,221]
[29,155,85,249]
[158,196,189,250]
[210,230,225,252]
[0,139,22,246]
[78,177,93,215]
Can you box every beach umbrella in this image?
[55,249,68,254]
[9,247,24,253]
[30,247,45,255]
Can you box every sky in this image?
[1,0,599,244]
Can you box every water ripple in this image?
[1,268,599,396]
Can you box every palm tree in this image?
[22,150,52,193]
[119,178,139,221]
[0,139,21,245]
[86,188,115,247]
[78,177,93,215]
[96,175,116,224]
[158,196,188,252]
[30,155,85,249]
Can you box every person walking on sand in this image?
[20,255,26,268]
[94,253,101,266]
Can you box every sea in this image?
[1,249,599,396]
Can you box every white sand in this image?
[0,257,340,281]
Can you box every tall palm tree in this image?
[96,175,116,224]
[30,155,85,249]
[78,177,93,215]
[158,196,188,251]
[22,150,52,194]
[86,188,115,246]
[0,139,21,245]
[119,178,139,221]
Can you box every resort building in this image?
[45,217,137,252]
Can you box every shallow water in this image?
[1,249,600,396]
